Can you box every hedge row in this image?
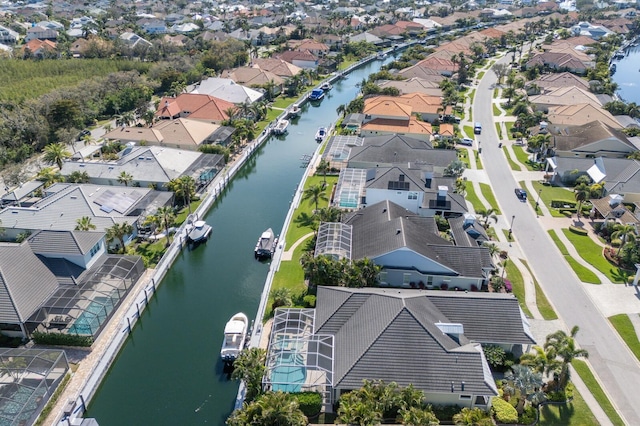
[291,392,322,416]
[32,331,93,347]
[569,226,588,236]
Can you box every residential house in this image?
[25,25,58,42]
[156,93,235,123]
[547,103,621,129]
[289,39,330,57]
[59,146,224,190]
[251,58,303,78]
[172,23,199,34]
[119,32,153,49]
[590,193,640,223]
[0,25,18,44]
[360,116,433,141]
[397,65,446,83]
[529,86,602,113]
[139,19,168,34]
[316,200,494,290]
[394,20,425,36]
[1,180,45,208]
[531,72,590,92]
[412,56,458,77]
[221,67,284,89]
[571,21,613,40]
[525,50,593,74]
[347,134,456,172]
[21,39,57,58]
[192,77,264,104]
[277,50,319,69]
[449,214,490,247]
[348,32,384,46]
[365,93,447,124]
[369,24,407,39]
[377,78,443,97]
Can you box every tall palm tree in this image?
[315,159,330,186]
[270,287,292,311]
[75,216,96,231]
[574,183,590,219]
[231,348,266,402]
[544,325,589,389]
[43,142,71,169]
[302,184,328,212]
[476,208,498,227]
[117,171,134,187]
[36,167,65,188]
[105,222,134,253]
[520,345,559,377]
[67,170,90,183]
[155,206,176,247]
[611,224,636,256]
[227,391,307,426]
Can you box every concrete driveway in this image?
[474,55,640,425]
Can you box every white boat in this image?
[288,105,301,118]
[273,118,289,135]
[220,312,248,362]
[255,228,278,259]
[320,82,332,91]
[187,219,212,243]
[315,127,327,142]
[377,51,387,60]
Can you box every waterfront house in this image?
[156,93,235,123]
[529,86,601,113]
[221,67,284,89]
[530,72,590,92]
[277,50,319,69]
[571,21,613,40]
[250,58,303,78]
[377,78,443,97]
[546,103,621,129]
[192,77,264,104]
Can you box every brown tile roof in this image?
[533,72,590,91]
[364,99,413,118]
[547,103,620,129]
[221,67,284,86]
[417,55,457,73]
[398,65,446,82]
[278,50,318,62]
[156,93,235,122]
[23,38,56,52]
[439,123,454,136]
[251,58,302,77]
[362,117,432,135]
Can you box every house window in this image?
[403,273,411,285]
[408,192,418,200]
[379,272,388,284]
[459,395,472,400]
[427,276,433,286]
[89,242,101,257]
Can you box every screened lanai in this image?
[25,256,145,337]
[315,223,352,260]
[332,168,367,209]
[263,309,334,404]
[322,135,363,168]
[0,348,69,426]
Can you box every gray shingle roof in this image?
[315,287,502,395]
[448,215,489,247]
[347,134,456,168]
[0,243,58,323]
[28,230,103,256]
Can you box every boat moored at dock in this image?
[187,219,212,244]
[320,82,332,91]
[273,119,289,135]
[288,105,301,118]
[254,228,278,259]
[309,88,325,101]
[220,313,248,363]
[315,127,327,142]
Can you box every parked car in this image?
[515,188,527,201]
[77,129,91,140]
[460,137,474,146]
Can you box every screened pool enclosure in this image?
[25,256,145,338]
[0,348,69,426]
[263,309,334,404]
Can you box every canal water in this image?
[612,43,640,105]
[86,57,390,425]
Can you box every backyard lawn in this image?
[547,230,601,284]
[266,242,309,319]
[561,229,624,283]
[272,96,299,109]
[285,175,337,247]
[609,314,640,362]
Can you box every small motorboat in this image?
[315,127,327,142]
[255,228,278,259]
[376,51,387,60]
[309,88,325,101]
[288,104,301,118]
[187,220,212,243]
[273,118,289,135]
[320,82,332,91]
[220,312,248,363]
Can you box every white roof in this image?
[587,162,606,183]
[192,77,263,104]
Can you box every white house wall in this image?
[374,248,454,274]
[365,188,423,214]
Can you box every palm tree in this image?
[270,287,292,312]
[483,242,500,259]
[231,348,266,402]
[293,211,319,235]
[504,365,546,415]
[454,178,466,195]
[75,216,96,231]
[117,171,134,187]
[400,406,440,425]
[166,176,197,210]
[67,170,90,183]
[302,184,328,212]
[573,182,590,219]
[520,345,559,377]
[544,326,589,389]
[453,407,492,425]
[315,159,330,186]
[476,208,498,227]
[227,391,307,426]
[105,222,134,253]
[155,206,176,247]
[611,224,637,255]
[43,142,71,169]
[36,167,65,188]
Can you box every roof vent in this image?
[396,228,401,235]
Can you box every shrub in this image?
[432,404,462,421]
[519,405,536,425]
[291,392,322,416]
[303,295,316,308]
[0,334,24,348]
[611,238,622,247]
[491,397,518,424]
[440,283,449,290]
[569,226,588,236]
[32,331,93,347]
[483,345,506,369]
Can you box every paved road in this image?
[475,55,640,425]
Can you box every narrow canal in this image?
[86,57,390,425]
[612,42,640,104]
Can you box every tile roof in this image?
[156,93,235,121]
[221,67,284,86]
[533,72,590,91]
[251,58,303,77]
[192,77,264,104]
[547,103,620,129]
[529,86,601,108]
[28,230,102,256]
[348,134,455,168]
[0,243,58,323]
[547,120,634,153]
[377,78,443,97]
[397,65,446,81]
[361,117,433,136]
[315,286,521,394]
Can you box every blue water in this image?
[69,297,114,336]
[612,43,640,104]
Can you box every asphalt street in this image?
[475,54,640,425]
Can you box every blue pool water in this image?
[69,297,114,336]
[271,352,306,393]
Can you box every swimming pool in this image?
[270,352,306,393]
[68,297,114,336]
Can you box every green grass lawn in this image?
[547,230,601,284]
[609,314,640,363]
[571,359,626,426]
[561,229,624,283]
[495,122,503,139]
[465,181,485,213]
[502,228,514,242]
[520,259,558,320]
[174,200,203,226]
[512,145,534,170]
[266,242,309,319]
[531,182,575,218]
[505,121,515,139]
[256,108,283,133]
[272,96,299,109]
[285,176,337,246]
[503,147,522,171]
[479,183,500,214]
[463,125,474,139]
[539,386,598,426]
[457,149,471,168]
[493,88,499,98]
[135,240,166,268]
[474,150,483,170]
[477,71,485,79]
[493,104,502,116]
[506,259,533,318]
